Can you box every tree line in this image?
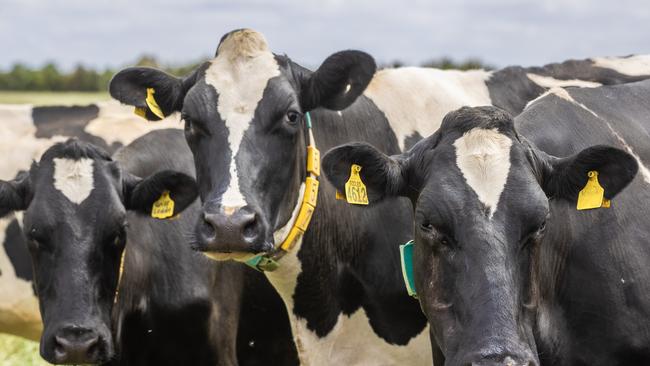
[0,55,491,92]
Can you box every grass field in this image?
[0,91,110,106]
[0,334,50,366]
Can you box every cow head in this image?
[0,139,197,364]
[322,106,638,366]
[109,29,376,260]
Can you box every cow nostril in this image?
[242,216,259,239]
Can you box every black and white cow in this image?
[0,102,181,341]
[322,80,650,365]
[0,129,298,365]
[108,28,650,365]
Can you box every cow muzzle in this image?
[43,324,112,364]
[196,205,272,255]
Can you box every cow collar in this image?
[245,112,320,272]
[114,248,127,303]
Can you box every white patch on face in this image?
[84,101,181,146]
[454,128,513,218]
[526,73,602,88]
[549,88,650,184]
[53,158,95,204]
[364,67,493,151]
[592,55,650,76]
[0,215,42,340]
[204,29,280,208]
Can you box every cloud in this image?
[1,0,648,71]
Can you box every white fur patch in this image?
[0,215,42,340]
[204,29,280,208]
[84,101,181,146]
[526,73,602,88]
[592,55,650,76]
[364,67,493,151]
[265,238,432,365]
[454,128,513,217]
[53,158,95,204]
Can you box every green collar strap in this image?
[400,240,418,298]
[245,112,320,272]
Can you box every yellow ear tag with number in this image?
[151,191,175,219]
[577,171,609,210]
[345,164,369,205]
[145,88,165,119]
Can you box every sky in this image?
[1,0,649,71]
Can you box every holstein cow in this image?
[0,101,179,340]
[0,129,298,365]
[108,28,650,365]
[322,80,650,365]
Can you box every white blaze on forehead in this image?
[53,158,95,204]
[592,55,650,76]
[204,29,280,208]
[454,128,513,218]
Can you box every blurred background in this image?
[1,0,649,104]
[1,0,648,364]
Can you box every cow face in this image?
[0,140,197,364]
[109,29,376,259]
[322,106,638,366]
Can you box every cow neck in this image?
[244,112,320,272]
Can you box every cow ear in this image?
[123,170,198,218]
[541,145,638,201]
[109,67,193,121]
[300,50,376,111]
[322,142,407,204]
[0,172,31,218]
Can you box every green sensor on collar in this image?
[245,254,280,272]
[400,240,418,298]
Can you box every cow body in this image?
[517,82,650,366]
[323,80,650,365]
[109,29,650,366]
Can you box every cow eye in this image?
[286,110,301,125]
[420,222,434,233]
[27,227,50,252]
[113,224,127,247]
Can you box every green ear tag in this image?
[399,240,417,298]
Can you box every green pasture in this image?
[0,333,50,366]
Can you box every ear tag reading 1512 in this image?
[577,171,610,210]
[152,191,175,219]
[400,240,417,298]
[344,164,369,205]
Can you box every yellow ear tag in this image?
[134,107,147,119]
[345,164,369,205]
[145,88,165,119]
[335,190,345,200]
[151,190,175,219]
[577,171,609,210]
